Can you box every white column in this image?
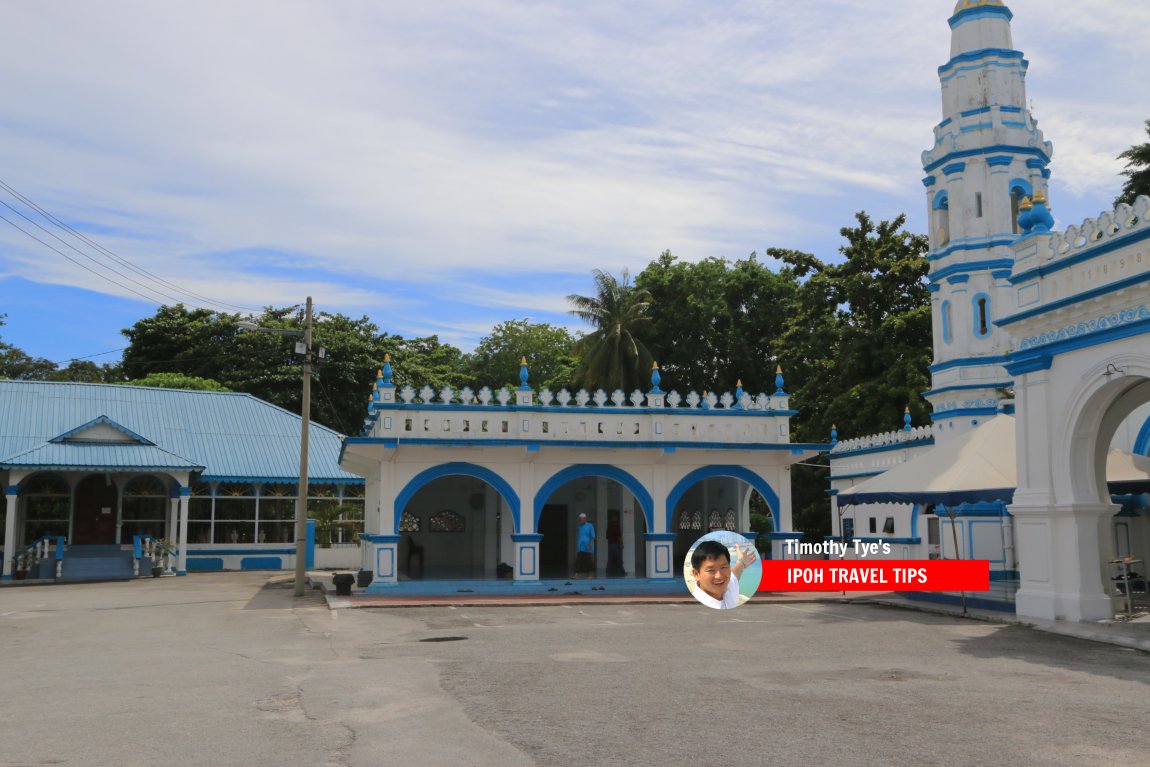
[595,477,608,575]
[484,488,498,577]
[168,498,179,542]
[499,496,514,568]
[176,489,190,575]
[621,492,636,577]
[1012,503,1115,622]
[3,485,18,579]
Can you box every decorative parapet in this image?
[1004,195,1150,342]
[358,360,811,448]
[1047,195,1149,261]
[830,425,934,455]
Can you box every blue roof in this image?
[0,381,361,483]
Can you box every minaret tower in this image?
[921,0,1053,442]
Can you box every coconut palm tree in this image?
[1116,119,1150,206]
[567,269,655,393]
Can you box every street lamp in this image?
[237,297,322,597]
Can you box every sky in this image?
[1,0,1148,369]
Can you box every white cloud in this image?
[1,0,1147,353]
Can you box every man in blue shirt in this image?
[574,512,596,579]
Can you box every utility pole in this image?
[294,297,313,597]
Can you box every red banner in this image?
[758,560,990,592]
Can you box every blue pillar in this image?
[306,518,316,570]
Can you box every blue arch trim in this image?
[533,465,653,531]
[665,466,780,532]
[1135,416,1150,457]
[1009,178,1033,198]
[932,190,950,210]
[394,462,521,534]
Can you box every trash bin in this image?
[356,569,373,589]
[332,573,355,596]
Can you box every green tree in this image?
[773,212,932,538]
[463,319,578,392]
[636,251,799,395]
[123,372,231,391]
[1116,120,1150,206]
[120,304,450,435]
[0,316,58,380]
[49,359,124,383]
[380,334,470,395]
[567,269,655,393]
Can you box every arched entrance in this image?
[666,466,778,564]
[533,466,652,579]
[393,463,519,580]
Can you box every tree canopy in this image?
[1116,119,1150,206]
[463,319,578,392]
[567,269,655,393]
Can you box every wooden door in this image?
[538,504,568,578]
[72,474,118,544]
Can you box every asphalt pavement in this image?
[2,573,1148,766]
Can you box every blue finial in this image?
[734,379,744,409]
[382,354,393,386]
[903,406,912,431]
[518,356,531,391]
[831,424,838,444]
[650,362,662,393]
[774,365,785,395]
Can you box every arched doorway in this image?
[393,464,519,580]
[666,466,779,566]
[534,466,652,579]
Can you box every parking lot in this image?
[2,573,1148,766]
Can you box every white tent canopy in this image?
[836,415,1150,506]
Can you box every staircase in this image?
[61,545,135,582]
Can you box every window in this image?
[188,481,213,544]
[883,517,895,534]
[708,509,723,531]
[868,517,877,534]
[973,294,992,338]
[941,300,953,345]
[21,473,70,544]
[215,482,256,543]
[400,511,421,532]
[429,510,465,532]
[677,509,702,531]
[723,508,737,531]
[258,483,296,544]
[975,192,983,218]
[842,518,855,541]
[1011,187,1026,234]
[121,475,168,541]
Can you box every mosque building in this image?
[829,0,1150,621]
[5,1,1149,623]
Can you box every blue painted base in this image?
[361,577,688,597]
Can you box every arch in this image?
[533,465,654,531]
[1062,363,1150,505]
[941,300,953,344]
[972,292,992,338]
[931,190,950,210]
[394,462,520,534]
[1135,415,1150,456]
[665,466,780,532]
[1008,178,1033,199]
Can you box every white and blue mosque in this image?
[830,0,1150,622]
[4,1,1149,623]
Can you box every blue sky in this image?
[2,0,1148,367]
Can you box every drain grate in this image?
[419,636,468,643]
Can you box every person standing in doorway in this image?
[574,512,596,579]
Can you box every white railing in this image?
[830,425,934,454]
[132,535,177,576]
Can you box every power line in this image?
[0,176,260,313]
[0,198,193,306]
[0,211,181,305]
